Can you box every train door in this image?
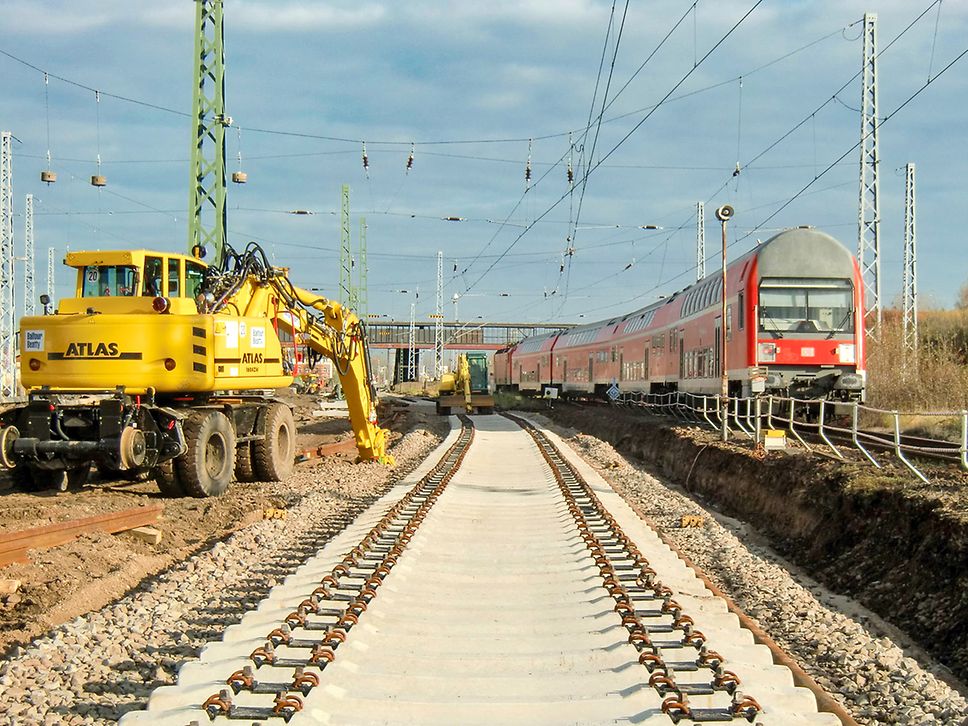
[563,360,568,384]
[678,331,685,380]
[618,349,624,382]
[588,354,594,388]
[537,361,541,384]
[643,345,650,382]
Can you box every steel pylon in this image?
[187,0,229,266]
[902,162,918,358]
[857,12,881,339]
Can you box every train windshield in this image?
[758,278,853,336]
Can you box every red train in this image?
[495,227,866,401]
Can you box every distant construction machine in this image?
[0,242,393,497]
[436,352,494,415]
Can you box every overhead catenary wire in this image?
[463,0,765,298]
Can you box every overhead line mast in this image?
[0,131,15,401]
[188,0,229,266]
[696,202,705,281]
[858,11,881,339]
[902,162,918,358]
[24,194,35,316]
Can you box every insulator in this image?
[525,164,532,182]
[567,165,574,184]
[362,142,369,172]
[406,143,414,172]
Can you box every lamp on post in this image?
[715,204,734,443]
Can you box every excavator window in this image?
[167,258,182,297]
[81,265,138,297]
[144,257,163,296]
[186,261,206,300]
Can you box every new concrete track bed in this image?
[121,414,838,725]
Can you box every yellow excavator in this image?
[436,352,494,415]
[0,242,393,496]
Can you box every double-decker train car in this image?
[496,226,866,401]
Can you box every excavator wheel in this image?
[176,410,236,498]
[234,442,257,482]
[152,459,186,497]
[252,403,296,482]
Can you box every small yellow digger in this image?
[436,352,494,415]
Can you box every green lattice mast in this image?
[188,0,229,265]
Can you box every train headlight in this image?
[837,343,856,364]
[758,342,777,362]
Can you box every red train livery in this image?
[495,227,866,401]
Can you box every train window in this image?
[759,279,853,335]
[726,305,732,341]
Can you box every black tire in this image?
[234,442,256,482]
[152,459,186,497]
[252,403,296,482]
[176,410,235,498]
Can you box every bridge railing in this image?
[614,391,968,483]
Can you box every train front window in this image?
[81,265,139,297]
[758,279,853,336]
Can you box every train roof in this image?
[547,226,855,346]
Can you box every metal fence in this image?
[614,391,968,483]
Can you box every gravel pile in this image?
[0,425,444,726]
[557,424,968,726]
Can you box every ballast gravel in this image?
[0,425,444,726]
[554,422,968,726]
[2,412,966,725]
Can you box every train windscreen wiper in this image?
[826,310,853,339]
[759,308,784,339]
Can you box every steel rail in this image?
[507,413,765,723]
[197,417,476,723]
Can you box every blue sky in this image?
[2,0,966,324]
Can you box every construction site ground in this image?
[0,390,447,658]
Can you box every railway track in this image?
[120,414,843,725]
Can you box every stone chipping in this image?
[2,411,966,726]
[559,425,968,726]
[0,427,442,726]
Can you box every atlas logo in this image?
[66,341,120,357]
[241,352,264,364]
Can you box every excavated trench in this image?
[540,403,968,685]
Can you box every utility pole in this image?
[24,194,35,316]
[407,301,416,381]
[339,184,351,307]
[858,12,881,339]
[434,250,443,377]
[0,131,15,401]
[696,201,705,281]
[47,247,55,301]
[716,204,734,442]
[188,0,229,266]
[358,216,368,322]
[902,162,918,359]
